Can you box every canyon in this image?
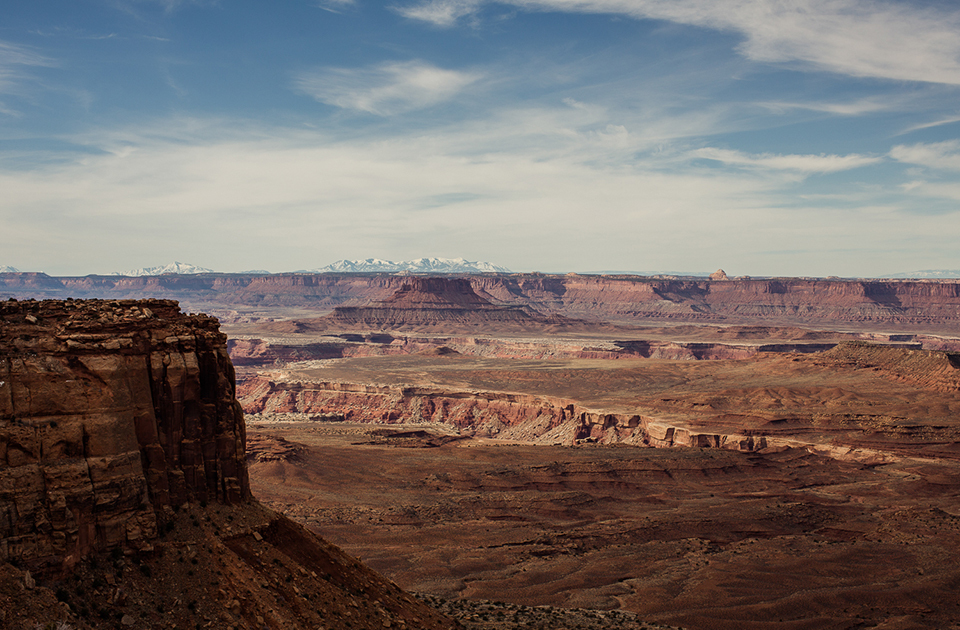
[230,276,960,629]
[5,272,960,629]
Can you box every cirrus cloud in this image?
[0,41,54,114]
[397,0,960,85]
[692,147,882,174]
[295,60,483,115]
[890,140,960,171]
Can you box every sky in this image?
[2,0,960,277]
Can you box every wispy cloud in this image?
[890,140,960,171]
[398,0,960,84]
[693,147,882,174]
[756,98,890,117]
[295,60,483,115]
[0,41,53,77]
[316,0,356,13]
[905,182,960,204]
[119,0,214,10]
[394,0,479,25]
[30,28,119,40]
[0,41,55,115]
[898,116,960,135]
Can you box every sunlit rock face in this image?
[0,299,250,573]
[5,272,960,330]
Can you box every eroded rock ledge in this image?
[237,340,960,465]
[0,299,250,573]
[237,377,772,452]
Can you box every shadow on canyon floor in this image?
[248,422,960,630]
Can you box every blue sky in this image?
[2,0,960,276]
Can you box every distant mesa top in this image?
[709,269,729,281]
[887,269,960,279]
[326,276,563,328]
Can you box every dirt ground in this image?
[248,422,960,630]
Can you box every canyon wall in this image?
[237,377,768,452]
[470,274,960,328]
[226,335,846,366]
[0,299,250,573]
[4,272,960,330]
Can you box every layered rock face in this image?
[6,272,960,330]
[327,276,560,328]
[0,299,250,573]
[471,274,960,328]
[237,377,769,450]
[238,341,960,464]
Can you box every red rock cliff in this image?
[4,272,960,330]
[0,299,250,574]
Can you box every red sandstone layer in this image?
[236,343,960,463]
[4,272,960,332]
[0,299,250,572]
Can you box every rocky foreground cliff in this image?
[0,299,250,571]
[0,299,455,630]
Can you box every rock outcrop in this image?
[326,276,565,329]
[237,341,960,464]
[226,333,873,366]
[0,299,250,573]
[471,274,960,330]
[0,299,457,630]
[237,377,777,451]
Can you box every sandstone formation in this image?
[324,277,568,329]
[237,343,960,462]
[237,377,779,450]
[470,274,960,330]
[0,298,249,573]
[5,271,960,332]
[226,331,924,367]
[0,299,457,630]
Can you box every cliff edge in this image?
[1,299,249,574]
[0,299,455,630]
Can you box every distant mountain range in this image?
[3,259,509,275]
[114,262,215,276]
[308,257,511,274]
[3,261,958,278]
[883,270,960,279]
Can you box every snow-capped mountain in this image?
[883,270,960,279]
[0,266,20,273]
[311,257,510,274]
[114,262,215,277]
